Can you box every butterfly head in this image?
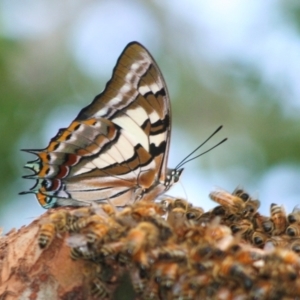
[164,168,184,191]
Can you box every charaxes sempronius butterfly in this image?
[21,42,226,208]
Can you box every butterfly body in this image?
[22,42,183,208]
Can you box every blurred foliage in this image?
[1,0,300,228]
[281,0,300,34]
[0,34,101,218]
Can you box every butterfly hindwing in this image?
[22,42,176,208]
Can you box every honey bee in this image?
[117,205,172,244]
[38,208,103,249]
[183,225,206,247]
[143,279,160,300]
[251,231,268,247]
[249,280,274,299]
[185,207,204,223]
[286,223,300,237]
[254,279,298,300]
[153,262,180,289]
[68,214,105,233]
[71,206,93,218]
[130,268,147,295]
[209,189,245,215]
[69,246,98,261]
[260,218,274,234]
[146,216,173,242]
[49,210,75,231]
[85,202,116,219]
[67,233,98,260]
[115,201,165,228]
[260,248,298,286]
[100,241,124,259]
[38,209,77,249]
[189,242,220,265]
[210,205,226,217]
[83,262,118,299]
[171,274,199,300]
[195,211,212,225]
[252,213,270,232]
[73,202,115,219]
[270,203,287,235]
[166,206,187,229]
[205,218,232,244]
[48,210,76,231]
[71,213,123,247]
[161,197,190,229]
[290,238,300,254]
[287,206,300,224]
[232,187,250,201]
[67,217,122,260]
[38,223,56,249]
[131,201,166,220]
[89,277,109,299]
[156,244,187,262]
[119,222,160,265]
[183,273,213,299]
[276,247,300,265]
[160,196,191,211]
[84,222,110,245]
[265,236,290,248]
[114,206,136,228]
[230,244,264,266]
[214,256,253,290]
[243,199,260,219]
[210,188,260,220]
[69,247,84,260]
[230,219,253,239]
[124,247,152,269]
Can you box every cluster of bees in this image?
[38,188,300,299]
[210,188,300,252]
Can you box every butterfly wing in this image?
[22,42,172,208]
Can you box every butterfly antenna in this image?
[176,125,226,169]
[177,138,227,168]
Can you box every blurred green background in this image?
[1,0,300,231]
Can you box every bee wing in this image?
[66,233,88,248]
[292,205,300,214]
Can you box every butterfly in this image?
[21,42,183,208]
[21,42,226,209]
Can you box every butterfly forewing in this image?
[22,42,176,208]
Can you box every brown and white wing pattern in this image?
[21,42,183,208]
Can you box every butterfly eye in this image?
[173,169,184,183]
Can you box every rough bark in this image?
[0,210,87,300]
